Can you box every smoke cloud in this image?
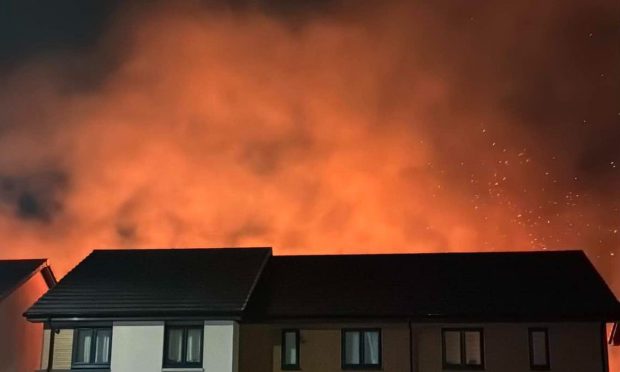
[0,0,618,365]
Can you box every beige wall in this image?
[415,323,605,372]
[239,322,606,372]
[239,324,274,372]
[0,272,48,372]
[239,323,411,372]
[37,320,607,371]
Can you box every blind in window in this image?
[531,330,548,366]
[444,331,461,365]
[464,331,482,365]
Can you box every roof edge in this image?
[24,252,98,321]
[579,251,619,302]
[0,259,49,300]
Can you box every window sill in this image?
[342,366,382,370]
[442,365,484,371]
[35,370,111,372]
[36,370,111,372]
[162,368,204,372]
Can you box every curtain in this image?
[167,329,184,362]
[364,332,379,364]
[284,332,297,364]
[76,331,92,363]
[531,331,547,366]
[94,330,112,363]
[464,331,481,365]
[345,332,360,364]
[444,331,461,365]
[186,328,202,363]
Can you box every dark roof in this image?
[0,259,49,300]
[245,251,620,321]
[25,249,619,322]
[25,248,271,320]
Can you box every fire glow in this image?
[0,0,618,368]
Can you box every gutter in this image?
[27,313,244,324]
[47,320,55,372]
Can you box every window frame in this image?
[71,327,113,369]
[529,327,550,370]
[281,329,301,370]
[341,328,382,370]
[441,328,485,370]
[162,324,204,368]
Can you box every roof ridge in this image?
[92,247,272,252]
[0,258,47,263]
[271,249,585,258]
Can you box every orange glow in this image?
[0,2,617,369]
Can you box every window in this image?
[442,328,484,369]
[529,328,550,370]
[163,325,203,368]
[72,328,112,368]
[281,329,300,370]
[341,329,381,369]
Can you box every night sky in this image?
[0,0,618,332]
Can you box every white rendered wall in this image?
[204,321,239,372]
[111,321,165,372]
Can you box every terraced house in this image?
[25,248,619,372]
[0,259,56,372]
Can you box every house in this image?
[0,259,56,372]
[25,248,619,372]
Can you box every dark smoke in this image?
[0,172,68,222]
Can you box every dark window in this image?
[442,328,484,370]
[281,329,300,370]
[163,325,203,368]
[341,329,381,369]
[72,328,112,368]
[529,328,550,370]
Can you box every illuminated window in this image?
[164,325,203,368]
[281,329,300,370]
[442,328,484,369]
[529,328,550,370]
[72,328,112,368]
[342,329,381,369]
